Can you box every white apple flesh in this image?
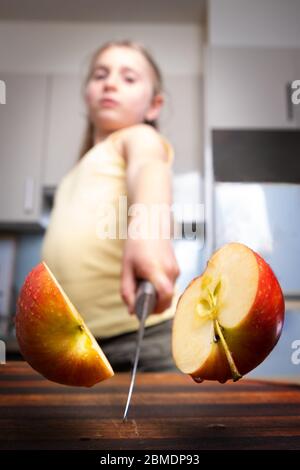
[172,243,285,383]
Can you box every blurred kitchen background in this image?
[0,0,300,381]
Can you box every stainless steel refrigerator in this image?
[214,182,300,298]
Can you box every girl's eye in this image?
[124,77,136,83]
[94,74,106,80]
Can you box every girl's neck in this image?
[93,128,112,145]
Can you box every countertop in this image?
[1,361,300,450]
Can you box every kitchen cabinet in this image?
[0,74,47,224]
[43,75,86,188]
[209,48,297,129]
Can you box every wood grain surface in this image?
[0,361,300,450]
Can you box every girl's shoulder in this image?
[116,123,162,144]
[107,124,174,166]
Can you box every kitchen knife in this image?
[122,279,157,421]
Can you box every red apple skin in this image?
[187,248,285,384]
[15,263,114,387]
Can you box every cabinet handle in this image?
[23,177,34,213]
[286,81,294,121]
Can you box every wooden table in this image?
[1,361,300,450]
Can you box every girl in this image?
[41,40,181,371]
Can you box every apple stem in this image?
[213,319,242,382]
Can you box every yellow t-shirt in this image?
[41,128,181,338]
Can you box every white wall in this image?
[208,0,300,48]
[0,21,202,75]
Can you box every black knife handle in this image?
[134,279,157,322]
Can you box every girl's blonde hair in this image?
[79,40,163,160]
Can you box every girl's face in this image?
[85,46,163,134]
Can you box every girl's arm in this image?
[120,124,180,314]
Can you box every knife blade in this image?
[122,279,157,421]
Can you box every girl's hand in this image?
[120,238,180,315]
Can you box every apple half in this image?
[15,262,114,387]
[172,243,285,383]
